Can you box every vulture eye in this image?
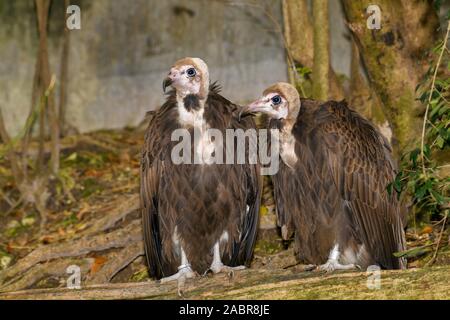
[186,68,196,77]
[271,95,282,106]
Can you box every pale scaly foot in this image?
[205,262,246,278]
[316,260,360,273]
[159,265,196,283]
[302,264,317,272]
[204,241,246,278]
[159,264,196,296]
[315,244,361,273]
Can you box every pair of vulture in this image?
[140,57,406,285]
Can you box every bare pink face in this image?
[246,91,289,120]
[163,57,209,98]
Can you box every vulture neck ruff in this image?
[176,92,207,128]
[173,57,210,129]
[175,88,215,165]
[263,82,301,168]
[278,119,298,168]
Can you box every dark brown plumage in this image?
[245,82,406,270]
[141,75,261,280]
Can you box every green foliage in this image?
[433,0,443,11]
[81,178,102,198]
[392,28,450,223]
[60,212,78,228]
[294,65,312,98]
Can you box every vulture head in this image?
[240,82,300,122]
[163,57,210,100]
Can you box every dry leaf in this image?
[421,226,433,234]
[90,256,108,274]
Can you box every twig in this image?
[0,108,23,184]
[2,195,24,218]
[426,211,448,267]
[281,0,294,85]
[420,21,450,175]
[35,0,60,175]
[59,0,71,137]
[24,52,42,176]
[0,189,14,207]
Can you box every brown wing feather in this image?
[314,100,406,269]
[208,89,262,267]
[140,92,180,278]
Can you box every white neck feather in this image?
[279,123,298,168]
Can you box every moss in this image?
[254,239,284,255]
[130,268,149,282]
[182,266,450,300]
[394,90,421,149]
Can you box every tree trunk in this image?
[36,0,60,174]
[349,41,388,126]
[59,0,71,137]
[342,0,440,152]
[312,0,330,100]
[282,0,344,100]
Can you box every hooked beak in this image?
[162,77,173,93]
[238,98,269,122]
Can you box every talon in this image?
[303,264,317,272]
[209,262,246,275]
[202,269,214,277]
[316,260,359,273]
[159,265,196,285]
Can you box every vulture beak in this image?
[238,98,269,122]
[162,77,173,93]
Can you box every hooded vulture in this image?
[140,57,261,283]
[241,82,406,271]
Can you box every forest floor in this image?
[0,129,449,300]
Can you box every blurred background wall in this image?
[1,0,282,134]
[0,0,354,135]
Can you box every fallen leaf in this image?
[21,216,36,227]
[76,203,91,220]
[40,235,55,244]
[90,256,108,274]
[6,242,14,254]
[58,228,66,237]
[0,256,12,269]
[421,226,433,234]
[84,169,104,178]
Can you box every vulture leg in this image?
[316,244,360,273]
[206,242,246,276]
[159,248,196,285]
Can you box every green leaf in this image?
[394,245,432,258]
[409,148,420,166]
[436,136,445,148]
[430,190,446,205]
[423,144,431,158]
[387,182,393,196]
[418,91,428,103]
[415,182,429,200]
[394,177,402,193]
[438,105,449,116]
[65,152,78,162]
